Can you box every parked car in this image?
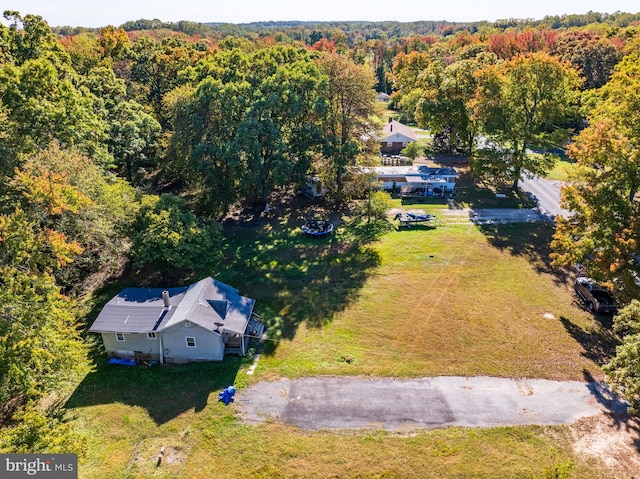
[574,277,618,314]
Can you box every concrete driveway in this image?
[236,376,627,431]
[442,208,548,224]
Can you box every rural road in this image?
[519,175,572,220]
[437,175,571,225]
[236,376,627,431]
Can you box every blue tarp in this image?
[108,357,138,366]
[218,385,236,405]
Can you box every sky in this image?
[3,0,640,28]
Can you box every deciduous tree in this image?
[234,47,325,205]
[416,52,496,155]
[108,101,161,184]
[471,52,581,190]
[550,30,621,89]
[4,144,138,291]
[550,54,640,292]
[0,57,109,167]
[131,194,223,276]
[170,47,325,214]
[317,53,378,201]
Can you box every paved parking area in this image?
[236,376,626,431]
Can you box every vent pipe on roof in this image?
[162,290,170,308]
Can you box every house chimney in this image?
[162,290,170,308]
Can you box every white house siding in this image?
[101,332,160,360]
[161,322,225,363]
[378,176,456,192]
[385,132,413,146]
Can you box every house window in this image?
[147,332,157,340]
[186,336,196,347]
[115,332,125,342]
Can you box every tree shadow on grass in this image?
[559,316,620,367]
[477,223,571,285]
[216,207,383,347]
[450,169,535,210]
[65,352,242,425]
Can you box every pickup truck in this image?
[574,277,617,314]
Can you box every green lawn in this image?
[546,158,578,182]
[69,203,619,478]
[253,215,608,381]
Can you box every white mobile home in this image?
[372,165,458,197]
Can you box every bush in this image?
[531,461,573,479]
[366,190,394,220]
[612,299,640,337]
[604,333,640,414]
[400,142,423,161]
[131,194,223,274]
[0,404,86,455]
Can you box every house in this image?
[376,92,391,102]
[371,165,458,197]
[88,277,264,364]
[379,117,418,155]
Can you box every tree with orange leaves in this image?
[551,54,640,296]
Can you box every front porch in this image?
[224,314,265,356]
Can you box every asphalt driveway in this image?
[236,376,627,431]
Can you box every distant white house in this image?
[378,118,418,155]
[371,165,458,197]
[89,277,264,364]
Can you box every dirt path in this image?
[571,413,640,478]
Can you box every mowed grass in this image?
[70,207,618,478]
[258,218,607,381]
[73,396,609,478]
[546,159,577,182]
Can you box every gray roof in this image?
[371,166,458,178]
[89,277,255,335]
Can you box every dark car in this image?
[574,277,617,314]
